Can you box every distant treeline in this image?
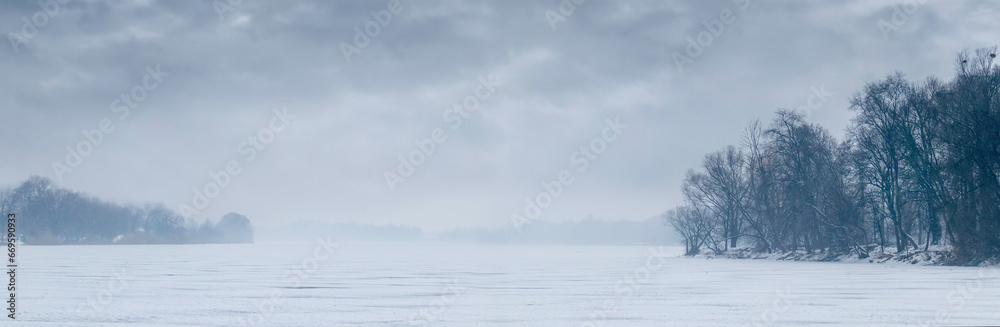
[665,47,1000,264]
[263,220,423,243]
[0,176,253,245]
[436,216,676,246]
[260,216,678,245]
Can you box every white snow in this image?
[14,242,1000,326]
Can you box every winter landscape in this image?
[16,243,1000,326]
[3,0,1000,326]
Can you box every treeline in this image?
[665,47,1000,264]
[0,176,253,245]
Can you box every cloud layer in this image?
[2,0,998,230]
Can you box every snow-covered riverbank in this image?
[16,243,1000,326]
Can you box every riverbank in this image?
[686,245,1000,266]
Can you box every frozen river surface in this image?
[14,242,1000,326]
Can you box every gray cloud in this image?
[2,0,998,231]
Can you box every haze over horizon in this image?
[3,0,999,232]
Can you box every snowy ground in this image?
[14,242,1000,326]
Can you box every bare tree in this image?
[665,47,1000,263]
[849,73,918,253]
[665,207,703,255]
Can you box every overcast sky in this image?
[1,0,998,231]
